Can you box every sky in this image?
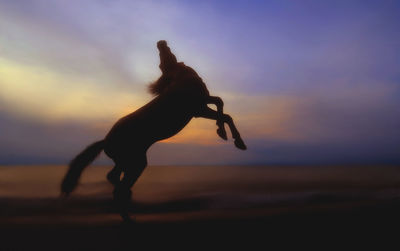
[0,0,399,165]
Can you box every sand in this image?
[1,165,400,249]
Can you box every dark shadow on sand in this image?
[1,196,400,250]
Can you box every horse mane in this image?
[148,63,204,96]
[148,75,172,96]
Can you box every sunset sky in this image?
[0,0,399,165]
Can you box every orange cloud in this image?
[0,59,305,146]
[160,119,220,145]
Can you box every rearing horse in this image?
[61,40,246,221]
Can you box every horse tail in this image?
[61,140,105,196]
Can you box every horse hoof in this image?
[122,214,134,224]
[217,128,227,140]
[119,208,135,223]
[234,138,247,150]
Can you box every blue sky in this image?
[0,0,399,165]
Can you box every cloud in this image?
[0,57,149,123]
[0,0,399,165]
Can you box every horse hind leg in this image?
[107,165,122,186]
[113,156,147,223]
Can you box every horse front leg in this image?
[197,107,247,150]
[206,96,227,140]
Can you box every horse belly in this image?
[152,114,192,141]
[104,109,192,158]
[104,115,150,158]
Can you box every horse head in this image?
[157,40,178,75]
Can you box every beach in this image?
[1,165,400,249]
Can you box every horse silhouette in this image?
[61,40,246,222]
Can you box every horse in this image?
[61,40,246,222]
